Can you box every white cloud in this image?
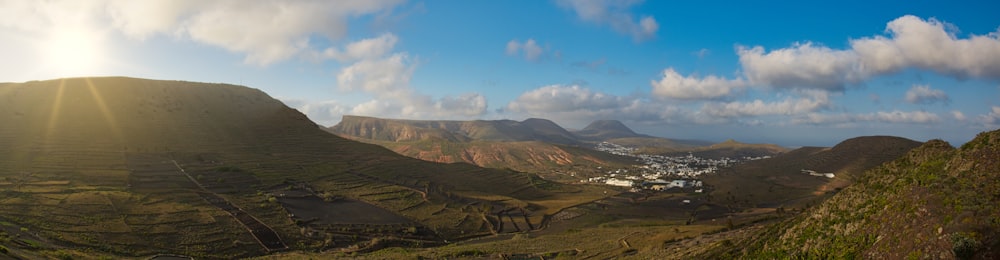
[337,52,416,100]
[433,93,489,117]
[978,106,1000,125]
[506,84,683,123]
[736,15,1000,90]
[506,40,521,56]
[904,84,950,104]
[852,15,1000,79]
[952,110,967,121]
[318,33,399,62]
[507,85,627,112]
[556,0,658,41]
[280,98,353,126]
[331,34,488,120]
[505,39,545,61]
[700,91,832,117]
[794,110,942,125]
[737,42,866,90]
[0,0,406,66]
[650,68,746,100]
[870,110,942,124]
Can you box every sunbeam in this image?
[84,77,122,143]
[43,78,68,149]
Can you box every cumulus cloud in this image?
[505,39,545,61]
[330,34,488,120]
[506,84,682,123]
[433,94,489,117]
[978,106,1000,125]
[280,98,353,126]
[952,110,967,121]
[337,52,416,100]
[904,84,950,104]
[0,0,406,66]
[317,33,399,62]
[556,0,658,41]
[651,68,746,100]
[700,91,832,117]
[737,15,1000,90]
[507,84,629,112]
[852,15,1000,79]
[737,42,866,90]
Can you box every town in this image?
[585,142,771,190]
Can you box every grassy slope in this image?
[0,77,608,259]
[697,130,1000,259]
[342,137,635,179]
[702,136,921,210]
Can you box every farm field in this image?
[0,77,616,258]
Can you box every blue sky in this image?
[2,0,1000,146]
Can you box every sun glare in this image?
[42,28,105,77]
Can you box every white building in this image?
[605,179,634,187]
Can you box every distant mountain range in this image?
[327,116,638,176]
[327,115,789,175]
[329,115,584,145]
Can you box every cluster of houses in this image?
[584,175,704,192]
[586,141,770,191]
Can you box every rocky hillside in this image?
[328,116,643,176]
[706,130,1000,259]
[329,116,581,145]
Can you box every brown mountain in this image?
[329,116,633,177]
[330,115,581,145]
[573,119,647,140]
[0,77,608,259]
[703,135,922,209]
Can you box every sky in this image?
[2,0,1000,146]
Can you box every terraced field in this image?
[0,77,611,258]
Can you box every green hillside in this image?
[698,130,1000,259]
[0,77,608,259]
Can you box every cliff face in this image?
[327,115,470,142]
[328,116,581,145]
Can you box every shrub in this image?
[951,232,981,260]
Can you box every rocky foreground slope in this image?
[702,130,1000,259]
